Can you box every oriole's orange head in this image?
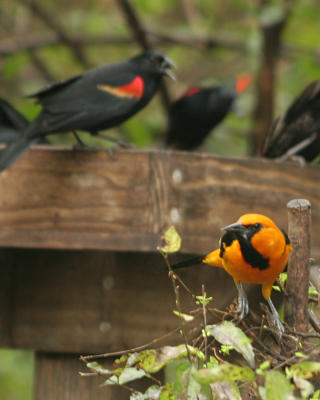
[224,213,291,262]
[237,213,278,230]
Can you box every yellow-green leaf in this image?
[157,226,181,254]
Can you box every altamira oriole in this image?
[172,213,292,336]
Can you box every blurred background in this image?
[0,0,320,398]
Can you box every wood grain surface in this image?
[0,147,318,257]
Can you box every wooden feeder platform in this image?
[0,147,319,399]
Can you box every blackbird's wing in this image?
[27,65,145,135]
[283,80,320,124]
[27,75,82,100]
[262,81,320,156]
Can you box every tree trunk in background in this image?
[251,20,287,155]
[251,1,293,155]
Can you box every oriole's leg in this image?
[262,283,284,336]
[266,297,284,336]
[235,282,249,320]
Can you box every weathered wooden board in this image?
[0,249,234,353]
[35,352,153,400]
[0,147,319,258]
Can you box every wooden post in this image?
[285,199,311,332]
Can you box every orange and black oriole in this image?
[172,213,292,335]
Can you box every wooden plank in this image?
[1,249,234,353]
[0,250,14,346]
[0,147,319,257]
[35,352,151,400]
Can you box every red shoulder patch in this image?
[184,87,201,97]
[236,75,252,94]
[97,76,144,100]
[118,76,144,99]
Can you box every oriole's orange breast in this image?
[222,240,290,284]
[221,221,291,285]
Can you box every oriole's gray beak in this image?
[221,222,244,233]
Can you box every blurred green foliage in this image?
[0,349,34,400]
[0,0,319,156]
[0,0,319,398]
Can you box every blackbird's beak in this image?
[162,56,177,81]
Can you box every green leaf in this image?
[177,365,212,400]
[195,293,213,306]
[287,362,320,379]
[293,375,314,399]
[173,310,194,322]
[294,352,308,359]
[130,384,174,400]
[206,321,255,368]
[311,389,320,400]
[86,361,112,376]
[193,363,254,385]
[220,345,234,355]
[118,367,146,385]
[256,360,271,376]
[262,370,294,400]
[157,226,181,254]
[309,286,319,296]
[207,356,219,368]
[210,381,241,400]
[122,345,204,375]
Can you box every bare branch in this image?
[117,0,171,109]
[16,0,90,68]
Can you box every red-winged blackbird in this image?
[0,50,175,170]
[165,75,251,150]
[262,80,320,162]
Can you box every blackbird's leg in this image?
[72,131,90,148]
[92,132,136,148]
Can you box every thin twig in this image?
[80,326,180,361]
[16,0,90,68]
[116,0,171,110]
[202,284,208,364]
[164,253,192,362]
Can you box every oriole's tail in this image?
[171,248,223,270]
[171,255,206,270]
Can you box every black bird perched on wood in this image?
[165,75,252,150]
[0,50,175,171]
[262,80,320,162]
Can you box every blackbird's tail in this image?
[0,98,29,143]
[0,135,35,171]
